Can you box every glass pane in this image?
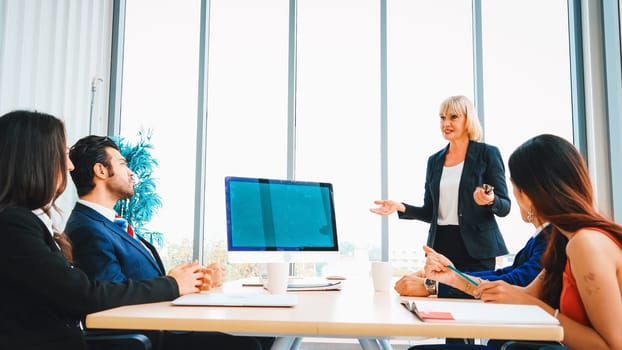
[203,0,289,279]
[386,0,473,274]
[120,0,200,269]
[295,0,380,277]
[481,0,573,258]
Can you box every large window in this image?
[386,0,572,270]
[481,0,573,255]
[119,1,575,277]
[202,0,289,278]
[295,0,380,276]
[386,0,474,273]
[120,0,201,268]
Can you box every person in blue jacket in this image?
[394,221,549,299]
[372,95,510,272]
[65,135,268,350]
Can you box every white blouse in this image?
[32,208,60,250]
[438,161,464,226]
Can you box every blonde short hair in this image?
[439,95,482,142]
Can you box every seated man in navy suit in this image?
[394,222,549,299]
[65,135,268,350]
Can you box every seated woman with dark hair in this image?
[417,134,622,350]
[0,110,207,350]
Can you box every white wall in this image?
[0,0,113,221]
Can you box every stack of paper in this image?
[286,279,342,291]
[242,277,343,291]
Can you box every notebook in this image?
[172,292,298,307]
[400,298,559,325]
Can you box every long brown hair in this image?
[508,134,622,307]
[0,110,67,211]
[0,110,73,261]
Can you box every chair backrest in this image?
[84,332,152,350]
[501,341,569,350]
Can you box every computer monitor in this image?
[225,176,339,263]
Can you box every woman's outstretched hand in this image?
[370,200,406,216]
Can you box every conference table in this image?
[86,276,563,350]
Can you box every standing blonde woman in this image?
[371,95,510,272]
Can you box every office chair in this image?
[500,341,569,350]
[83,331,152,350]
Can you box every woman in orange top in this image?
[425,134,622,350]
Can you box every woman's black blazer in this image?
[399,141,510,259]
[0,207,179,350]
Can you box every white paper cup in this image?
[371,261,392,292]
[266,262,289,294]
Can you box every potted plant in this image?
[113,129,163,247]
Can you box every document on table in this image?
[173,292,299,307]
[400,298,559,325]
[285,280,342,291]
[242,277,343,291]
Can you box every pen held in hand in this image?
[447,265,480,286]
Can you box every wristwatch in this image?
[424,278,437,295]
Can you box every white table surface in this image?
[86,275,563,349]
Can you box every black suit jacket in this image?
[0,207,179,350]
[399,141,510,259]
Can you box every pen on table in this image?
[447,265,480,286]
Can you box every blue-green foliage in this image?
[113,130,163,247]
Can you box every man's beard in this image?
[108,170,135,200]
[108,181,134,200]
[119,187,135,200]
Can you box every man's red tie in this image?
[114,215,135,238]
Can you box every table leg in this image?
[271,336,303,350]
[378,338,393,350]
[359,338,380,350]
[359,338,393,350]
[273,337,391,350]
[291,337,303,350]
